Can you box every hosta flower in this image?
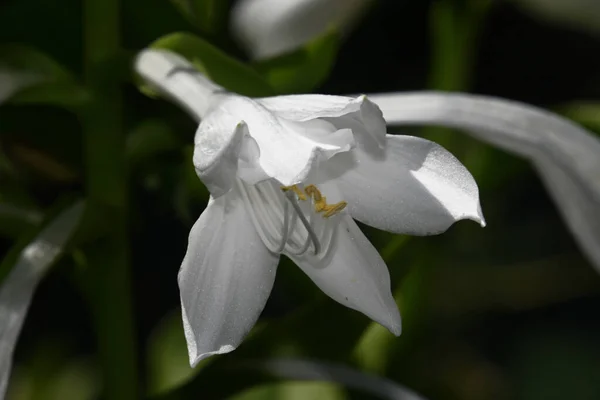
[136,49,484,365]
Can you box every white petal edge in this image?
[326,134,485,235]
[230,0,372,60]
[178,189,279,367]
[287,215,401,335]
[258,94,387,149]
[0,201,84,397]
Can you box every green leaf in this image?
[229,382,346,400]
[149,32,274,97]
[0,44,89,109]
[170,0,229,34]
[253,31,340,94]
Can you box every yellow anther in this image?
[303,185,322,202]
[281,185,307,201]
[323,201,348,218]
[303,184,347,218]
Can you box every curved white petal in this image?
[178,190,279,366]
[218,95,354,185]
[135,49,223,121]
[231,0,372,59]
[288,215,401,335]
[325,135,484,235]
[0,201,84,397]
[367,91,600,267]
[193,110,268,197]
[533,156,600,271]
[258,94,387,149]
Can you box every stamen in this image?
[274,198,290,253]
[284,191,321,255]
[281,185,307,201]
[323,201,348,218]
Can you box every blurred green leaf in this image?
[558,102,600,133]
[253,31,340,94]
[170,0,229,34]
[146,310,199,396]
[510,328,600,400]
[0,202,41,239]
[228,382,346,400]
[149,32,274,97]
[0,44,89,109]
[127,119,182,167]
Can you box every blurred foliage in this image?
[1,0,600,400]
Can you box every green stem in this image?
[82,0,138,398]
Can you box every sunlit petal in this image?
[178,191,279,366]
[326,135,485,235]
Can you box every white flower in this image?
[136,49,485,365]
[230,0,373,59]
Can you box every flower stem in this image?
[82,0,138,398]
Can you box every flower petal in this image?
[231,0,371,59]
[193,110,268,197]
[288,215,401,335]
[178,190,279,366]
[367,91,600,266]
[258,94,387,150]
[324,135,484,235]
[218,95,354,185]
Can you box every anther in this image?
[304,184,347,218]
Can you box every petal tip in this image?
[190,344,237,367]
[388,321,402,337]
